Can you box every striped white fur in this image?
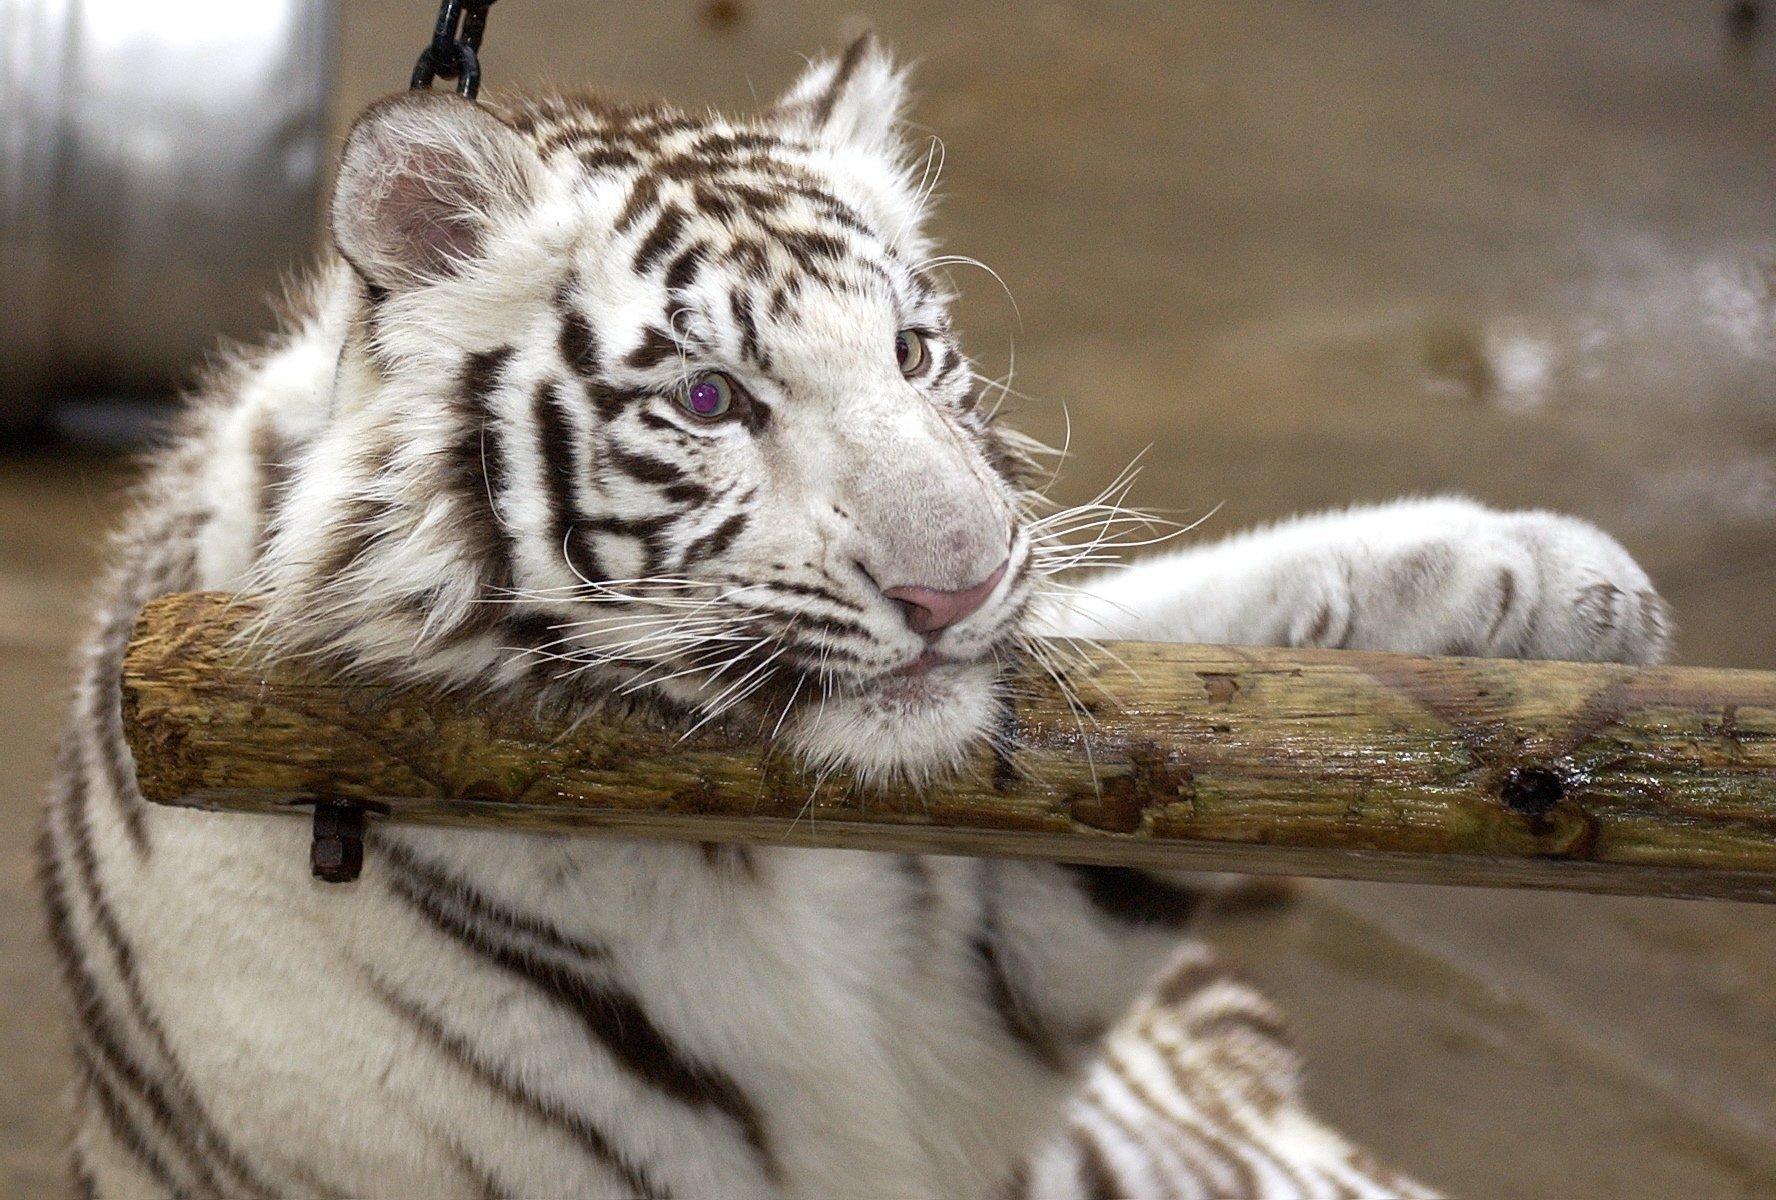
[41,36,1669,1199]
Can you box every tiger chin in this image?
[43,27,1672,1200]
[786,656,1007,786]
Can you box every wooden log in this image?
[123,592,1776,902]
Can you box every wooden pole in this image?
[123,592,1776,901]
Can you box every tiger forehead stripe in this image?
[513,110,887,271]
[632,206,689,274]
[729,289,767,369]
[625,326,679,372]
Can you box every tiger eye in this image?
[895,329,928,376]
[681,372,734,418]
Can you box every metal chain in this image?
[410,0,499,99]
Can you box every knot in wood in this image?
[1500,767,1565,818]
[1067,777,1148,834]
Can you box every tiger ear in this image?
[776,33,910,159]
[331,91,544,290]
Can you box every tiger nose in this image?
[882,561,1009,635]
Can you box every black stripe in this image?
[441,1133,509,1200]
[639,408,689,435]
[697,842,758,878]
[78,1050,187,1196]
[559,309,602,380]
[847,257,897,296]
[691,183,736,221]
[970,874,1067,1072]
[578,145,640,173]
[531,379,578,568]
[578,145,642,173]
[718,183,786,215]
[778,183,877,238]
[368,977,667,1198]
[311,491,392,584]
[41,828,188,1189]
[530,380,599,582]
[581,514,673,539]
[775,229,849,272]
[724,239,771,283]
[612,113,696,146]
[250,414,293,557]
[736,603,872,645]
[754,579,864,612]
[71,1147,99,1200]
[686,131,784,158]
[1190,1006,1295,1049]
[443,347,517,635]
[1107,1049,1258,1198]
[735,391,771,435]
[626,327,680,371]
[1151,957,1221,1007]
[779,636,870,667]
[587,382,644,423]
[380,836,611,964]
[382,857,779,1176]
[616,174,664,232]
[662,481,711,506]
[929,345,966,387]
[653,152,789,185]
[582,513,674,578]
[982,426,1037,490]
[681,512,748,565]
[498,611,565,656]
[1058,865,1206,929]
[663,242,709,298]
[729,289,766,368]
[605,442,688,488]
[47,747,278,1197]
[1144,1032,1291,1192]
[1069,1123,1127,1200]
[812,35,872,126]
[85,612,148,855]
[535,124,599,155]
[894,854,935,917]
[971,929,1064,1071]
[738,595,870,631]
[633,206,688,274]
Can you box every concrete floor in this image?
[4,1,1775,1196]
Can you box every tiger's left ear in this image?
[776,33,910,158]
[332,91,545,291]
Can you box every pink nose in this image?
[882,561,1008,635]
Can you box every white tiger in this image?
[40,35,1669,1199]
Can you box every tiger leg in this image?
[1031,951,1439,1200]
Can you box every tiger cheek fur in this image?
[37,34,1462,1200]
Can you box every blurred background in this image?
[3,1,1773,1195]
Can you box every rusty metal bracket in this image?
[310,800,366,883]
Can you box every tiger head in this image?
[262,36,1059,782]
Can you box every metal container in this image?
[0,0,335,428]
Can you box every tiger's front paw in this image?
[1480,511,1672,664]
[1303,503,1672,665]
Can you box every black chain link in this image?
[410,0,498,99]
